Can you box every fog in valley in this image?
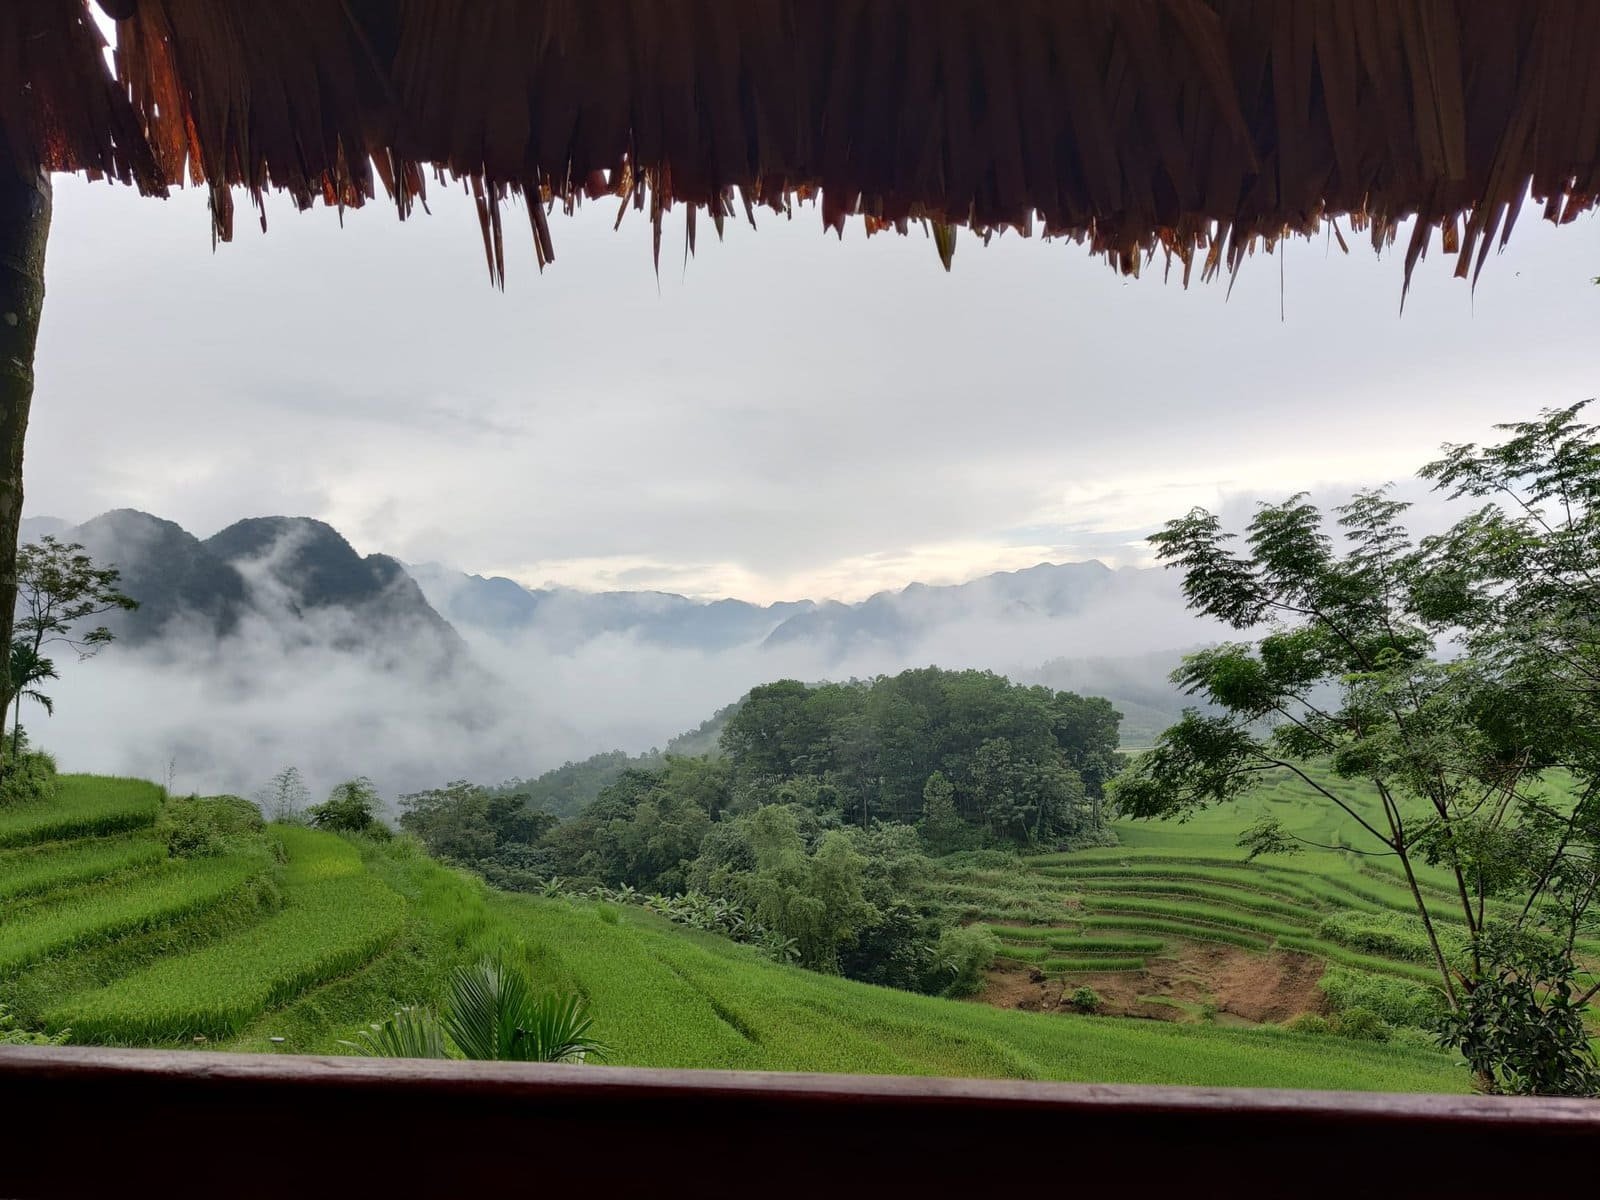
[36,524,1222,804]
[24,177,1598,810]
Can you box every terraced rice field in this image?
[0,776,162,848]
[0,775,1470,1090]
[927,764,1598,1030]
[0,777,407,1046]
[49,828,407,1041]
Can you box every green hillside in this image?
[0,774,1466,1091]
[924,764,1598,1036]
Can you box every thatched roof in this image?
[8,1,1600,287]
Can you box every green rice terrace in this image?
[0,773,1473,1092]
[926,764,1600,1039]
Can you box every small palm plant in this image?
[344,1003,448,1058]
[7,640,57,761]
[443,956,605,1063]
[344,954,606,1064]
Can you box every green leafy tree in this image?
[399,780,498,862]
[399,780,558,866]
[307,777,384,833]
[739,806,873,973]
[719,679,824,779]
[721,669,1114,846]
[4,537,135,778]
[1050,692,1126,824]
[1116,407,1600,1094]
[544,767,713,892]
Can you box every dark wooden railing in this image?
[3,1046,1597,1196]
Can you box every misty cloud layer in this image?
[24,173,1595,805]
[37,555,1219,806]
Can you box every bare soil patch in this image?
[973,942,1329,1026]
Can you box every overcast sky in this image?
[28,177,1599,604]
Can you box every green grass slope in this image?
[477,894,1463,1092]
[3,774,1467,1092]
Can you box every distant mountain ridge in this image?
[21,509,1201,795]
[24,509,1182,679]
[25,510,462,661]
[760,560,1123,653]
[405,561,820,652]
[410,557,1150,658]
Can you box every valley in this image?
[0,774,1467,1092]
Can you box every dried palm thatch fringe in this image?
[6,0,1599,291]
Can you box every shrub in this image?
[442,956,608,1063]
[0,746,57,808]
[1283,1013,1331,1035]
[1332,1006,1391,1043]
[1316,909,1464,965]
[938,849,1022,872]
[933,924,998,997]
[157,794,265,858]
[1437,932,1600,1097]
[344,956,607,1064]
[1068,986,1101,1013]
[1319,967,1445,1029]
[343,1005,447,1059]
[1057,826,1119,851]
[0,1002,67,1047]
[307,778,384,834]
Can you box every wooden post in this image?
[0,163,51,754]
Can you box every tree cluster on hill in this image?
[396,668,1121,996]
[720,669,1123,843]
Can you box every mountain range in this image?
[21,509,1195,731]
[19,509,1203,794]
[407,557,1137,658]
[21,511,462,663]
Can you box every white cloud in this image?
[27,178,1600,604]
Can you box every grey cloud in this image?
[27,179,1600,603]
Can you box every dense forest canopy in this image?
[719,669,1123,840]
[397,668,1123,995]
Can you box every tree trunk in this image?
[0,165,51,768]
